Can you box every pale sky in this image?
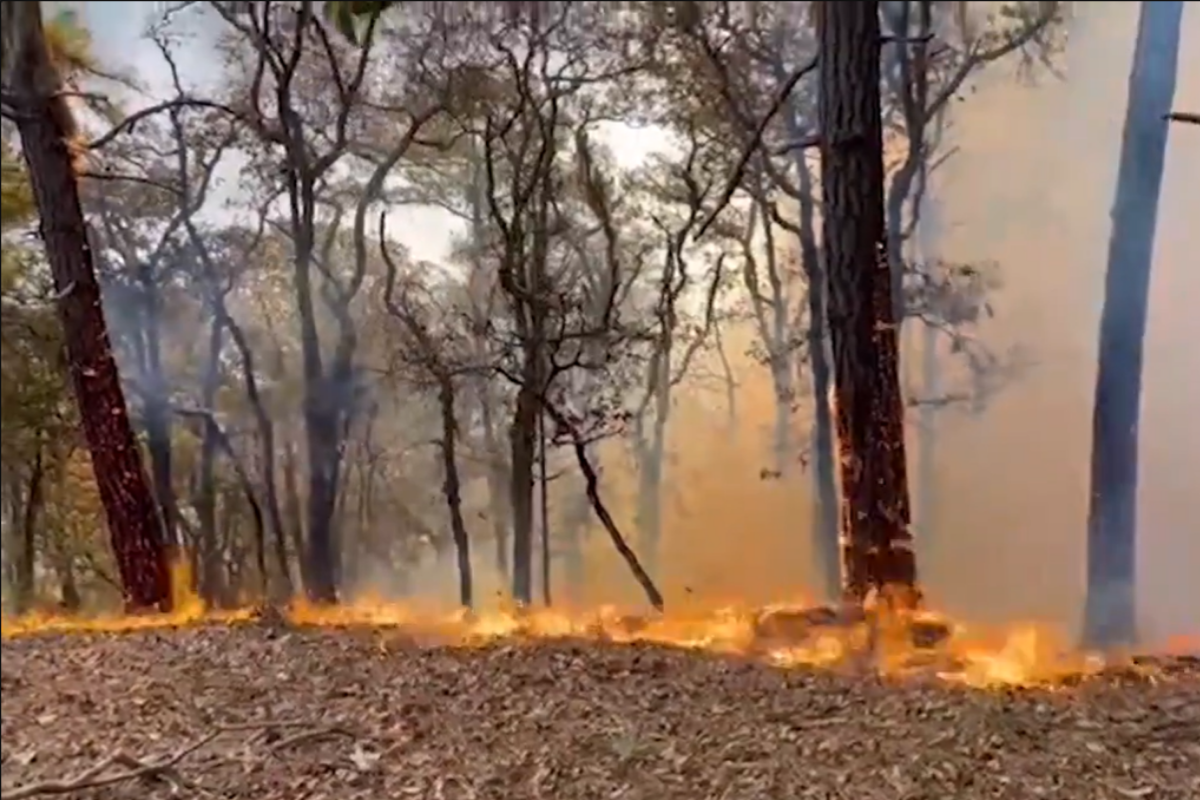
[68,0,670,263]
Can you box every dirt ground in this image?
[2,624,1197,800]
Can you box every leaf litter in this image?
[1,624,1197,800]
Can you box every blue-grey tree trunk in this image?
[1083,0,1184,649]
[914,184,941,546]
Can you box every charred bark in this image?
[817,1,918,606]
[7,3,169,610]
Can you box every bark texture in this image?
[817,1,918,605]
[6,2,170,610]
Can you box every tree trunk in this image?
[14,448,46,614]
[538,408,552,606]
[792,150,840,602]
[283,438,307,589]
[1084,0,1183,648]
[509,383,538,605]
[304,405,342,603]
[141,279,179,552]
[7,3,169,611]
[54,551,81,611]
[817,0,918,606]
[479,387,512,581]
[913,184,941,546]
[636,338,672,583]
[437,378,473,608]
[195,317,223,604]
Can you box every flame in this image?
[0,560,1133,690]
[1163,634,1199,655]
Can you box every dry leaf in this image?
[1,627,1195,799]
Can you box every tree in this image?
[207,0,453,602]
[1,3,170,610]
[379,227,474,609]
[1084,0,1184,649]
[817,1,917,606]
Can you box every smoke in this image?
[70,3,1196,644]
[910,2,1199,643]
[533,3,1200,643]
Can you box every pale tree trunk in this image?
[466,142,512,583]
[772,24,840,600]
[913,176,941,543]
[818,0,918,605]
[1084,0,1183,648]
[635,347,672,584]
[195,316,224,603]
[792,154,840,602]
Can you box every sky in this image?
[64,1,1199,642]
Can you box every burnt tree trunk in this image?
[7,3,169,610]
[817,1,918,606]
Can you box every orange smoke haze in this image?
[531,4,1200,646]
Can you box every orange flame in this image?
[0,562,1126,690]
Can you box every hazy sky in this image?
[69,2,1199,642]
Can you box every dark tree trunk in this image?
[304,405,342,603]
[509,383,538,605]
[437,378,473,608]
[8,3,169,610]
[14,448,46,614]
[817,1,918,606]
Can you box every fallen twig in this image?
[4,720,337,798]
[5,731,219,799]
[270,726,356,754]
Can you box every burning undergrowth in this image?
[2,588,1192,690]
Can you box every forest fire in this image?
[0,570,1130,690]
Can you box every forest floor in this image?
[2,622,1198,800]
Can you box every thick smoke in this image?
[545,3,1200,642]
[78,3,1197,644]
